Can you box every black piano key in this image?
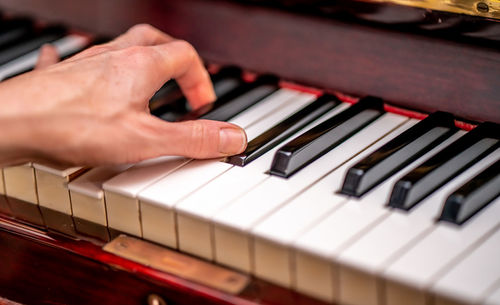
[0,25,66,66]
[180,75,279,122]
[270,96,385,178]
[151,67,244,118]
[209,66,245,100]
[2,34,94,81]
[439,159,500,225]
[226,93,341,166]
[149,80,184,115]
[388,122,500,211]
[153,68,246,122]
[0,18,35,49]
[340,112,458,197]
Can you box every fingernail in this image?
[219,127,247,155]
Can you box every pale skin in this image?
[0,24,248,167]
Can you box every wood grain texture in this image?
[0,0,497,123]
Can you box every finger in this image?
[125,114,247,161]
[35,44,59,69]
[67,24,175,62]
[152,40,216,109]
[66,25,215,108]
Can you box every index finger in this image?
[151,40,216,109]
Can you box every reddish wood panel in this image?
[0,0,497,123]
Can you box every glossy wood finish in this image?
[0,0,497,124]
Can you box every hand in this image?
[0,24,247,167]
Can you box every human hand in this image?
[0,24,247,167]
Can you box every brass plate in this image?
[103,235,250,295]
[360,0,500,19]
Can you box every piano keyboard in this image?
[0,15,499,305]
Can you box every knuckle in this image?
[175,40,196,57]
[129,23,156,35]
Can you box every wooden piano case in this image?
[0,0,498,304]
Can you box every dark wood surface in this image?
[0,0,497,124]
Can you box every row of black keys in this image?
[1,15,498,228]
[0,17,68,66]
[150,67,500,227]
[0,16,111,79]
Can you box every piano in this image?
[0,0,499,304]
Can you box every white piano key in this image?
[103,156,189,237]
[251,120,418,290]
[212,112,408,272]
[0,168,8,215]
[2,163,38,204]
[0,168,5,195]
[69,164,132,226]
[138,159,232,248]
[485,284,500,305]
[0,34,90,80]
[432,226,500,305]
[32,163,84,214]
[227,88,299,128]
[174,101,350,260]
[384,195,500,305]
[244,92,317,141]
[138,92,317,249]
[336,147,500,305]
[2,163,45,226]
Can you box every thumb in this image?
[133,115,247,160]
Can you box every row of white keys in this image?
[257,122,460,301]
[2,163,38,204]
[292,129,463,302]
[101,88,303,238]
[0,34,91,80]
[32,163,85,215]
[486,282,500,305]
[251,119,417,291]
[384,158,500,304]
[175,101,350,260]
[137,92,318,248]
[211,112,408,273]
[336,147,500,305]
[1,163,44,225]
[68,164,132,227]
[432,224,500,305]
